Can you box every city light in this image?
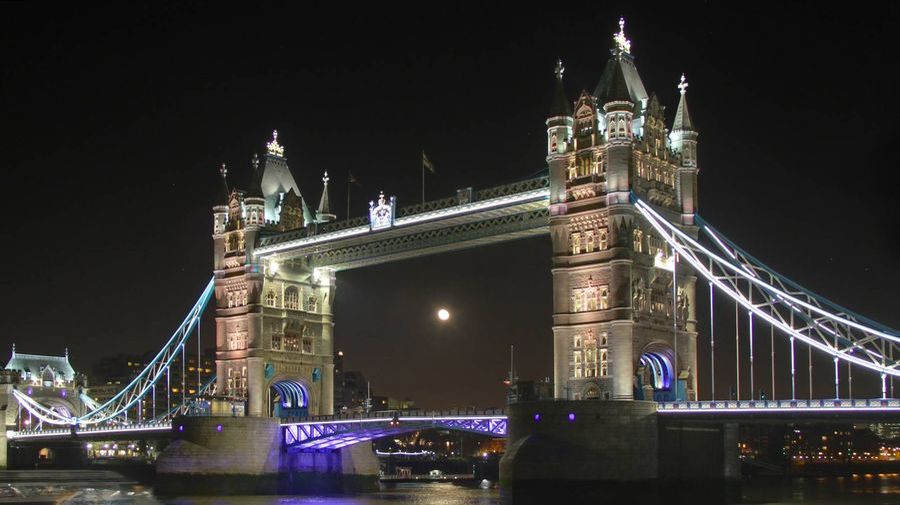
[437,308,450,321]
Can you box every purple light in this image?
[533,413,541,422]
[61,390,67,398]
[216,424,223,432]
[26,387,33,395]
[178,425,184,432]
[568,413,576,423]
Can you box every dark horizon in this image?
[2,4,898,408]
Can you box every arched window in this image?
[599,286,610,310]
[285,287,300,310]
[571,232,581,255]
[265,290,276,307]
[598,228,609,250]
[307,295,318,313]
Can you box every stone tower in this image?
[212,131,335,417]
[548,19,699,402]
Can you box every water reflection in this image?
[4,477,899,504]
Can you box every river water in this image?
[5,477,900,504]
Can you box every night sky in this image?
[2,4,898,408]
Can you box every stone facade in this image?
[548,21,699,402]
[213,133,336,417]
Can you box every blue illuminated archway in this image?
[270,380,309,418]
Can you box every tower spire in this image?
[549,59,572,117]
[219,162,230,203]
[317,171,336,223]
[613,17,632,55]
[266,130,285,157]
[672,74,695,132]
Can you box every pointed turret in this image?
[546,59,575,205]
[219,163,230,204]
[671,74,695,133]
[248,153,263,198]
[316,171,336,223]
[549,59,572,117]
[213,164,229,236]
[669,74,700,224]
[546,59,574,158]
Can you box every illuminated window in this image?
[633,229,643,253]
[285,287,300,310]
[586,288,598,311]
[585,230,595,252]
[302,338,313,354]
[573,334,582,348]
[571,232,581,255]
[265,290,276,307]
[307,295,318,313]
[599,286,609,310]
[568,161,576,181]
[598,228,608,250]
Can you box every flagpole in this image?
[421,150,425,205]
[346,170,351,219]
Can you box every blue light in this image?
[533,413,541,422]
[178,425,184,432]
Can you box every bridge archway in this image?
[268,379,309,418]
[636,343,675,401]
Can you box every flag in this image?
[348,170,362,187]
[422,151,435,173]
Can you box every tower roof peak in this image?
[549,58,572,117]
[613,17,632,55]
[678,74,689,95]
[266,129,285,157]
[672,73,695,132]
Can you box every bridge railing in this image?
[658,398,900,412]
[281,407,507,424]
[11,420,172,439]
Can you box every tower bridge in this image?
[3,16,898,497]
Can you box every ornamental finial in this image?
[266,129,285,157]
[323,171,330,185]
[678,74,689,95]
[219,162,227,178]
[554,58,565,81]
[11,343,15,356]
[251,153,259,171]
[613,17,632,55]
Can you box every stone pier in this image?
[155,416,378,495]
[500,400,740,504]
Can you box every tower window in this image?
[265,290,277,307]
[633,229,644,253]
[585,230,595,253]
[598,228,609,250]
[571,232,582,255]
[285,287,300,310]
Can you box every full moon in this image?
[437,308,450,321]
